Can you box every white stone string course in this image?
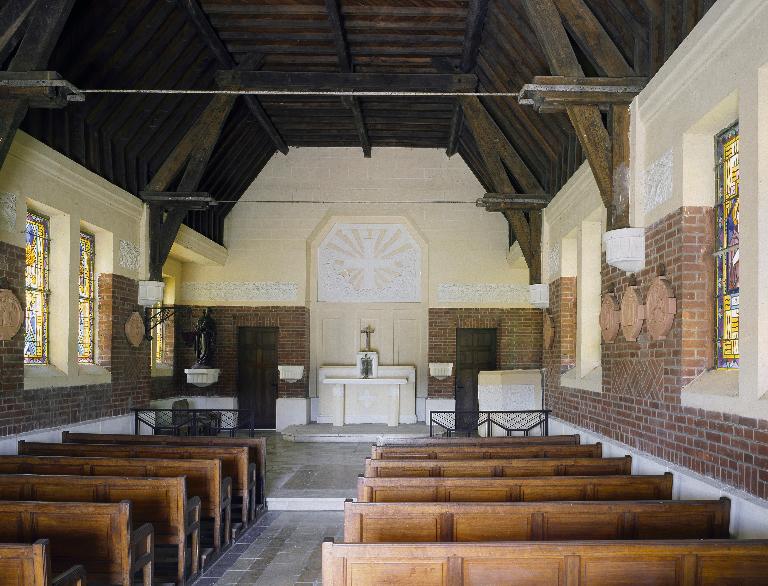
[437,283,529,304]
[181,281,298,303]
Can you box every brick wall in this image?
[428,308,543,398]
[547,207,768,499]
[162,305,310,400]
[0,259,151,437]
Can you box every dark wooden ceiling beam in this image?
[521,0,627,229]
[446,0,490,156]
[519,75,647,112]
[477,193,551,211]
[178,0,289,155]
[145,87,237,280]
[0,0,75,170]
[553,0,635,77]
[460,95,544,283]
[217,71,478,93]
[0,0,38,65]
[324,0,370,157]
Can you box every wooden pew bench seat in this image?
[0,474,199,585]
[371,442,601,460]
[376,434,580,447]
[322,539,768,585]
[343,498,731,542]
[363,455,632,478]
[357,473,674,502]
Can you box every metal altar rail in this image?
[133,408,259,436]
[429,409,551,437]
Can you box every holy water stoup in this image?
[360,325,375,378]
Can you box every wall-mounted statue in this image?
[193,308,216,368]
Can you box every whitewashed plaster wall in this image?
[0,131,145,390]
[180,147,529,307]
[180,148,532,402]
[629,0,768,417]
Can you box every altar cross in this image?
[361,325,375,351]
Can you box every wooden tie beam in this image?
[519,76,647,113]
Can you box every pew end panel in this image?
[0,540,85,586]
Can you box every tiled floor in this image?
[192,511,344,586]
[191,433,369,585]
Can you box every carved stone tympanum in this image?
[620,286,645,342]
[0,289,23,341]
[124,311,145,347]
[646,276,677,340]
[543,311,555,350]
[599,294,621,344]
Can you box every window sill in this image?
[560,365,602,393]
[682,369,739,398]
[24,363,111,390]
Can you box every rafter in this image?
[460,96,544,283]
[0,0,75,169]
[446,0,490,157]
[178,0,289,155]
[324,0,370,158]
[521,0,634,230]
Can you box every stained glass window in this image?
[78,231,95,363]
[154,303,165,364]
[715,123,739,369]
[25,212,50,364]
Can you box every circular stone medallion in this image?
[0,289,23,341]
[599,294,621,344]
[620,286,645,342]
[124,311,145,348]
[543,312,555,350]
[646,277,677,340]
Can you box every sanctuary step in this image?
[281,423,430,443]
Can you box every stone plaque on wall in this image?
[0,289,23,340]
[124,311,145,347]
[646,276,677,340]
[599,294,621,344]
[620,286,645,342]
[543,311,555,350]
[318,223,421,303]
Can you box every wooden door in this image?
[237,327,278,429]
[455,328,497,433]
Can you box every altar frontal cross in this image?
[361,325,375,351]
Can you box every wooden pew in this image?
[363,456,631,478]
[0,474,199,585]
[371,442,601,460]
[0,501,153,586]
[322,539,768,585]
[357,473,674,502]
[343,498,732,542]
[0,540,86,586]
[377,434,580,446]
[19,440,254,529]
[62,431,267,517]
[0,455,230,552]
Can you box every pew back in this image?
[376,434,580,446]
[322,540,768,585]
[18,440,251,523]
[371,443,601,460]
[357,473,674,502]
[0,474,197,585]
[343,499,731,543]
[0,501,150,586]
[62,431,266,509]
[0,454,221,521]
[363,456,631,478]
